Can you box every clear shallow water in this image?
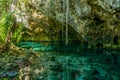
[17,41,98,51]
[17,41,120,55]
[16,42,120,80]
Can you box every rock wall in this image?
[21,0,120,45]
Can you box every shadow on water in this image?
[15,41,120,80]
[16,41,120,60]
[16,41,120,66]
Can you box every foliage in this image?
[0,12,14,43]
[0,0,12,13]
[12,23,24,43]
[0,12,24,43]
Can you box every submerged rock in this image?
[0,71,18,78]
[6,71,18,77]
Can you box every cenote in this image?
[15,41,120,80]
[0,0,120,80]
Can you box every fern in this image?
[0,12,14,43]
[0,12,8,43]
[12,23,24,43]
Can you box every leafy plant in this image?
[0,12,14,43]
[12,23,24,43]
[0,0,12,13]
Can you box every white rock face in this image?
[28,0,91,34]
[28,0,119,30]
[96,0,120,12]
[10,0,30,29]
[18,0,120,43]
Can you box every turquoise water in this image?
[16,42,120,80]
[17,41,120,54]
[17,41,93,51]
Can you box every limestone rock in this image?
[20,0,120,44]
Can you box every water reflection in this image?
[16,41,120,80]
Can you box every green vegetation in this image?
[0,12,13,42]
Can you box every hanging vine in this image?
[65,0,69,45]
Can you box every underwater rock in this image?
[91,70,99,75]
[0,71,7,78]
[6,71,18,77]
[48,56,55,61]
[4,63,18,71]
[0,71,18,78]
[49,62,63,71]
